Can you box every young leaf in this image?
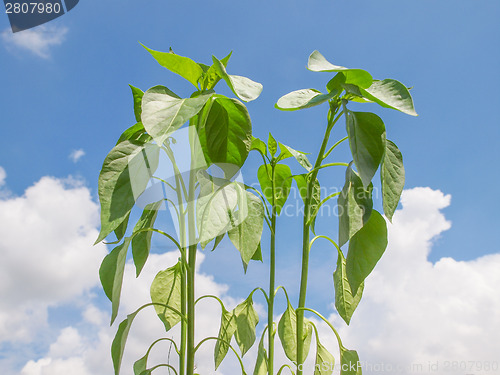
[360,79,417,116]
[268,133,278,157]
[142,45,204,88]
[279,143,312,171]
[111,308,141,375]
[338,165,373,248]
[212,56,263,102]
[253,330,268,375]
[131,200,163,277]
[96,141,160,243]
[215,306,237,369]
[141,85,213,146]
[381,140,405,222]
[250,136,267,157]
[99,237,131,324]
[340,348,362,375]
[228,191,265,269]
[150,261,183,331]
[307,50,373,89]
[234,296,259,357]
[275,89,336,111]
[346,210,387,295]
[314,330,335,375]
[129,85,144,122]
[294,174,321,223]
[257,164,292,215]
[116,123,151,145]
[200,51,233,90]
[202,96,252,169]
[333,250,364,325]
[278,302,313,363]
[346,111,386,189]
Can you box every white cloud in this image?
[1,24,68,59]
[0,166,6,186]
[69,149,85,163]
[0,176,107,342]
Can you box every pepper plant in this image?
[95,47,417,375]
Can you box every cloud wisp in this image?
[69,149,85,163]
[1,24,68,59]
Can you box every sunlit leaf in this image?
[275,88,336,111]
[279,143,312,171]
[360,79,417,116]
[234,295,259,356]
[257,164,292,215]
[129,85,144,122]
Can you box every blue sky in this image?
[1,1,499,374]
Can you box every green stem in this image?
[296,102,341,375]
[268,164,277,375]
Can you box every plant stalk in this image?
[268,164,277,375]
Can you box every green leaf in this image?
[228,191,265,268]
[381,140,405,222]
[131,200,163,277]
[337,165,373,248]
[275,88,337,111]
[99,237,131,324]
[250,136,267,157]
[294,174,321,224]
[142,45,204,88]
[200,51,232,90]
[96,141,160,243]
[116,123,151,145]
[251,243,263,261]
[197,172,244,245]
[141,85,213,146]
[360,79,417,116]
[346,210,387,295]
[133,353,148,375]
[307,51,373,89]
[257,164,292,215]
[150,261,183,331]
[346,111,386,188]
[278,302,313,363]
[333,250,364,325]
[253,331,268,375]
[340,348,362,375]
[114,212,130,242]
[212,56,263,102]
[202,96,252,170]
[268,133,277,157]
[129,85,144,123]
[234,295,259,356]
[112,309,140,375]
[314,333,335,375]
[278,143,312,171]
[215,306,237,369]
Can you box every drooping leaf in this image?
[346,110,386,188]
[346,210,387,295]
[129,85,144,122]
[116,123,151,145]
[278,302,313,363]
[150,261,183,331]
[142,45,204,88]
[131,200,163,277]
[200,51,232,90]
[96,141,160,243]
[257,164,292,215]
[212,56,263,102]
[253,331,268,375]
[307,51,373,89]
[381,140,405,222]
[215,305,237,369]
[141,85,213,146]
[234,295,259,356]
[360,79,417,116]
[275,88,337,111]
[337,165,373,248]
[268,133,278,157]
[250,136,267,157]
[196,172,244,245]
[314,330,335,375]
[111,306,142,375]
[228,191,265,268]
[279,143,312,171]
[133,353,148,375]
[202,95,252,170]
[333,250,364,325]
[340,348,362,375]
